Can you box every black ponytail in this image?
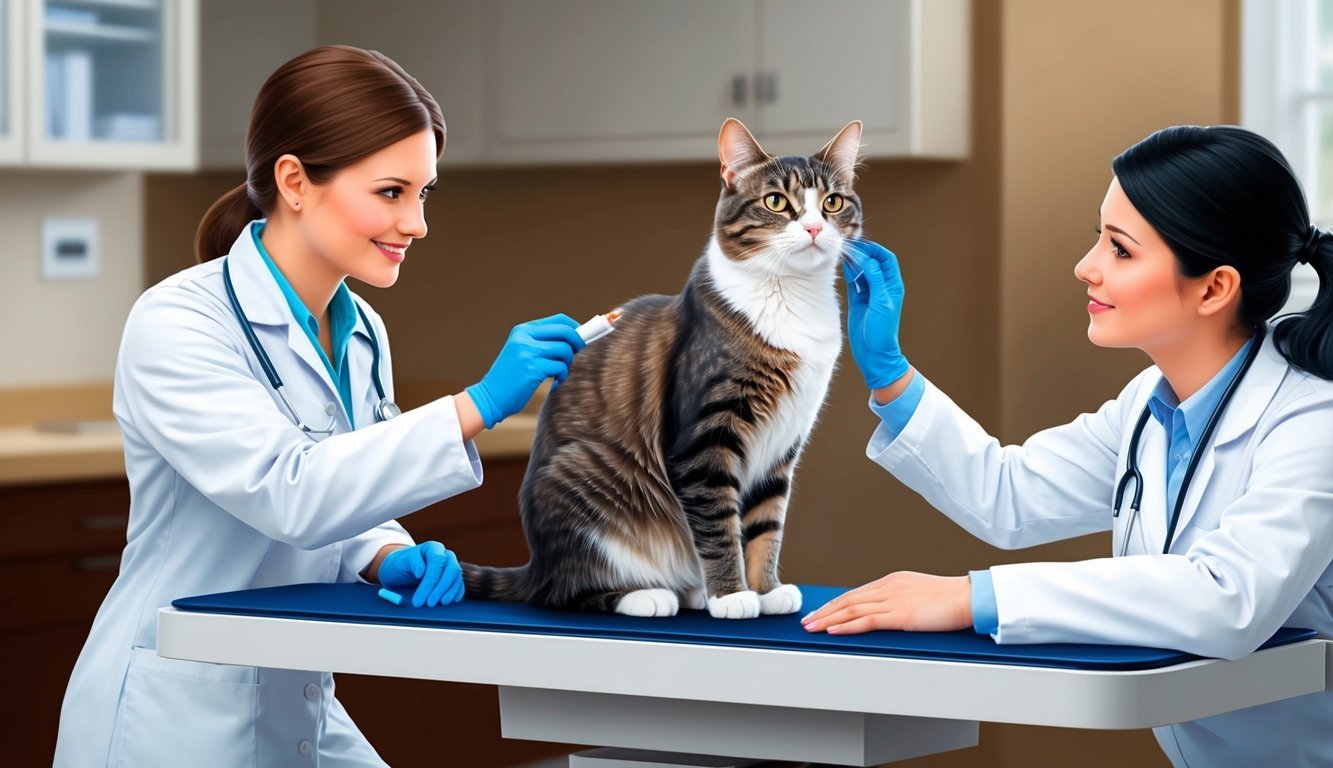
[1272,228,1333,378]
[1113,125,1333,379]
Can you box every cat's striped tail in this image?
[461,562,531,602]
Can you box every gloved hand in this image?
[843,240,910,389]
[466,314,585,428]
[378,541,464,608]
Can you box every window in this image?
[1243,0,1322,312]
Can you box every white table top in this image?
[157,607,1332,730]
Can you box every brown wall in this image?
[144,2,1240,765]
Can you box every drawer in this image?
[0,480,130,561]
[0,554,119,630]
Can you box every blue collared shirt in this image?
[251,221,358,427]
[1146,337,1255,516]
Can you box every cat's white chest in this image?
[743,347,837,486]
[706,242,841,482]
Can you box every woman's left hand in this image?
[801,571,973,635]
[377,541,464,608]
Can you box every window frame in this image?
[1243,0,1320,313]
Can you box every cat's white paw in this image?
[681,587,707,611]
[707,590,761,619]
[759,584,802,615]
[615,589,679,617]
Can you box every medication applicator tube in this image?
[576,309,622,344]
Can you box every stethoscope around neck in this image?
[222,258,400,437]
[1112,325,1265,555]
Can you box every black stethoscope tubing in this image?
[222,258,400,434]
[1112,326,1266,555]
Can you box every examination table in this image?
[158,584,1332,767]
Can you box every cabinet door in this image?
[490,0,755,164]
[25,0,198,169]
[316,0,486,167]
[756,0,968,159]
[0,0,21,162]
[754,0,909,157]
[198,0,315,169]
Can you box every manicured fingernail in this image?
[827,625,840,634]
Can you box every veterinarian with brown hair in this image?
[54,46,583,767]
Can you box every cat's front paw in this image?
[615,589,680,617]
[759,584,802,615]
[707,590,761,619]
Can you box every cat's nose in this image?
[805,224,823,239]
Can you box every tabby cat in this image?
[462,118,863,618]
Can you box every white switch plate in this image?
[42,216,99,281]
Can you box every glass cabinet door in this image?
[28,0,196,168]
[0,0,22,162]
[42,0,163,143]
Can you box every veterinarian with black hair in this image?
[803,125,1333,767]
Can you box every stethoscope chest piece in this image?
[375,399,401,422]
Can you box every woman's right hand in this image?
[465,314,585,428]
[843,240,909,389]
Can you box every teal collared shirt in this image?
[251,221,358,428]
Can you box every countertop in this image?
[0,384,538,486]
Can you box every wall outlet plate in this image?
[42,217,99,281]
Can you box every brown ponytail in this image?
[194,183,263,263]
[194,45,445,263]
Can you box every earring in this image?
[293,200,301,210]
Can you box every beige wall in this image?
[999,0,1239,445]
[141,2,1242,766]
[0,171,143,388]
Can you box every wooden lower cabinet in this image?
[0,460,581,767]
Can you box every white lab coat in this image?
[53,223,484,767]
[869,330,1333,767]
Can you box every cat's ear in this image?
[718,118,769,190]
[816,121,863,181]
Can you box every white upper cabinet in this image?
[316,0,485,167]
[199,0,483,170]
[491,0,755,163]
[754,0,968,158]
[23,0,197,169]
[0,0,21,162]
[197,0,314,168]
[487,0,970,164]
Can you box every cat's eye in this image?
[822,194,844,213]
[763,193,790,213]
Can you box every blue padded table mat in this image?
[173,583,1316,671]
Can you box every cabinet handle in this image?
[76,555,121,572]
[79,514,129,531]
[757,72,779,105]
[732,74,748,107]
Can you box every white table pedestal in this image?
[500,686,979,766]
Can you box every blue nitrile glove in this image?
[466,314,585,429]
[378,541,464,608]
[843,240,910,389]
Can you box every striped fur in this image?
[462,119,863,617]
